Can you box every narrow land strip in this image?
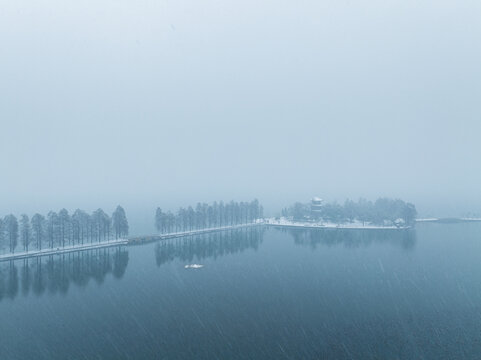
[128,222,262,244]
[0,219,419,262]
[265,219,412,230]
[0,239,129,262]
[0,222,262,262]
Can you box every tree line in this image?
[0,206,129,254]
[282,198,417,226]
[155,199,263,234]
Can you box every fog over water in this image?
[2,225,481,359]
[1,0,481,230]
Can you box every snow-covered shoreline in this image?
[128,222,262,244]
[265,218,411,230]
[0,238,129,262]
[416,218,481,223]
[0,222,263,262]
[0,218,421,262]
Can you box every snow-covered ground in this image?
[265,218,410,230]
[130,222,263,243]
[0,238,128,262]
[416,218,481,222]
[158,222,262,237]
[0,222,263,262]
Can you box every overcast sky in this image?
[1,0,481,228]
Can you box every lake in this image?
[1,223,481,359]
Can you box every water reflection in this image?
[285,228,416,250]
[0,247,129,301]
[155,227,265,266]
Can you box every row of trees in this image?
[0,206,129,254]
[155,200,263,234]
[282,198,417,226]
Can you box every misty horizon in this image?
[2,1,481,359]
[1,0,481,223]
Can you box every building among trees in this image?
[310,197,323,219]
[283,197,417,227]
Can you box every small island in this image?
[270,197,417,230]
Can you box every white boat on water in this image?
[184,264,204,269]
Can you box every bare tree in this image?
[4,215,19,253]
[112,206,129,239]
[20,214,31,252]
[31,214,46,250]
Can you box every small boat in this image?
[184,264,204,269]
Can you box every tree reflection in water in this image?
[0,246,129,301]
[155,227,266,266]
[285,228,417,250]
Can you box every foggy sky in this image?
[1,0,481,226]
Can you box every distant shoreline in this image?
[268,217,481,229]
[2,218,476,262]
[416,218,481,224]
[265,219,412,230]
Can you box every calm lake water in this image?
[1,223,481,359]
